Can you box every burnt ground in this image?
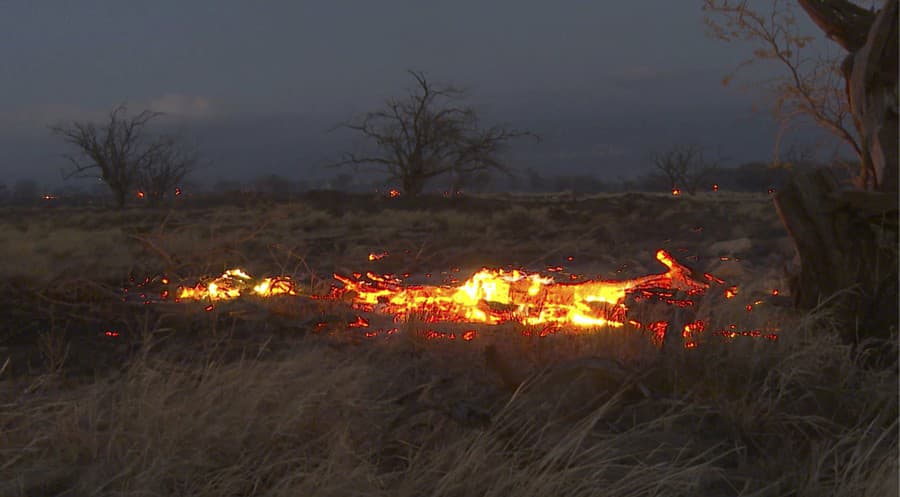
[0,190,896,497]
[0,190,794,379]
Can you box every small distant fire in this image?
[368,252,389,261]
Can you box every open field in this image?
[1,191,897,496]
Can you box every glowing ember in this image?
[368,251,388,261]
[177,269,298,300]
[151,249,780,346]
[332,250,707,329]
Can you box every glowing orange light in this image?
[331,249,708,329]
[42,194,57,200]
[348,316,370,328]
[136,191,145,199]
[712,184,719,192]
[174,187,182,196]
[162,250,788,348]
[388,189,400,198]
[772,289,779,296]
[672,188,681,196]
[368,252,388,261]
[177,269,297,301]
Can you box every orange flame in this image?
[368,251,388,261]
[158,250,780,345]
[332,250,707,329]
[177,269,297,301]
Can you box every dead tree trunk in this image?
[774,168,898,341]
[771,2,899,343]
[798,0,898,192]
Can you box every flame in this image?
[178,269,297,300]
[331,250,707,329]
[158,249,780,345]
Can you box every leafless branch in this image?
[331,70,536,195]
[703,0,863,170]
[50,103,196,208]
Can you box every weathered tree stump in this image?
[774,168,898,342]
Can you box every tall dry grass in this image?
[1,303,895,496]
[1,194,895,496]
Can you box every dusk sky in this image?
[0,1,842,187]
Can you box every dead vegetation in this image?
[0,192,896,496]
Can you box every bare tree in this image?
[50,103,196,208]
[333,71,535,196]
[137,135,197,207]
[703,0,897,192]
[650,144,722,195]
[795,0,897,192]
[703,1,861,164]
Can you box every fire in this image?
[177,269,297,300]
[156,249,779,346]
[331,250,707,329]
[368,251,388,261]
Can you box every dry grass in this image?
[0,192,896,496]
